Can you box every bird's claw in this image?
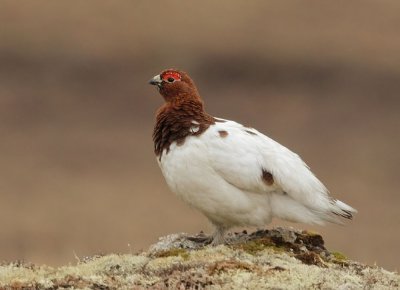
[186,232,213,245]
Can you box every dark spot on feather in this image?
[245,130,257,136]
[218,130,229,138]
[261,168,274,186]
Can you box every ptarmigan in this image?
[149,69,356,245]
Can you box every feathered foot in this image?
[187,225,228,246]
[210,225,227,246]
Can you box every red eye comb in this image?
[162,71,181,81]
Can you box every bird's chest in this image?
[157,137,215,202]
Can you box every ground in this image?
[0,228,398,289]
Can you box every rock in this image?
[0,228,398,289]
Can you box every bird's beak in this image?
[148,74,162,87]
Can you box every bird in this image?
[149,68,357,245]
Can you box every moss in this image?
[0,229,399,289]
[331,251,347,261]
[301,230,320,237]
[154,248,190,260]
[230,238,283,255]
[330,251,350,266]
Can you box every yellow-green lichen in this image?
[154,248,190,260]
[331,251,349,265]
[331,251,347,261]
[230,238,285,255]
[301,230,320,237]
[0,230,398,289]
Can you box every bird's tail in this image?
[329,199,357,221]
[270,194,357,225]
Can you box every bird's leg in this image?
[210,224,228,246]
[186,223,229,246]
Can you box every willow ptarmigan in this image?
[149,69,356,245]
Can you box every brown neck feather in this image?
[153,97,215,158]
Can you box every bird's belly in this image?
[158,141,273,227]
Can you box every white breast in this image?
[158,127,273,227]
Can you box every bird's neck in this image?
[153,99,215,158]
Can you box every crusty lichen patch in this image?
[0,228,399,289]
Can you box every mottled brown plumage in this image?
[152,69,215,158]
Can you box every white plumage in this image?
[158,118,356,243]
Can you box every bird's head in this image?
[149,69,200,103]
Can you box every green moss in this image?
[231,238,284,255]
[234,241,266,255]
[0,230,399,289]
[154,248,190,260]
[301,230,320,237]
[331,251,348,262]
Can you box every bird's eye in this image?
[167,77,175,83]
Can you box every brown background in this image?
[0,1,399,270]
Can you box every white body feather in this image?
[158,118,356,228]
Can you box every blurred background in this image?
[0,1,399,270]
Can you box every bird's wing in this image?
[204,119,356,223]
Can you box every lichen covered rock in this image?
[0,228,398,289]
